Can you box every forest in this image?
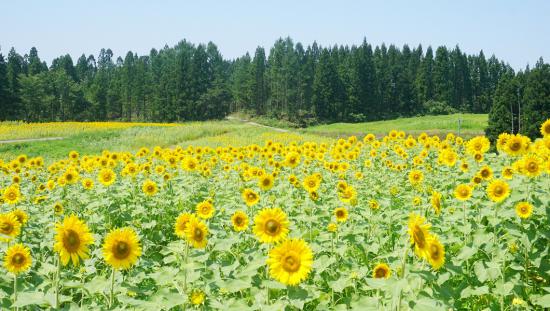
[0,37,548,140]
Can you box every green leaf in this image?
[531,294,550,308]
[460,285,489,298]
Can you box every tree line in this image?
[0,37,548,139]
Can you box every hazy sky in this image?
[1,0,549,69]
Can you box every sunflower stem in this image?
[183,242,189,293]
[109,268,115,308]
[55,255,61,309]
[13,274,17,311]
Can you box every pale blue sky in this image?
[1,0,548,69]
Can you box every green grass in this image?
[0,121,332,161]
[303,114,488,138]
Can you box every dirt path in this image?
[0,137,64,144]
[226,116,290,133]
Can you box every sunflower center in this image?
[374,267,387,278]
[263,179,271,186]
[460,188,469,197]
[234,216,244,225]
[413,226,426,248]
[113,241,131,259]
[7,192,16,201]
[282,253,301,272]
[527,162,538,172]
[194,228,204,241]
[12,253,25,265]
[247,193,256,201]
[430,244,440,259]
[510,141,521,151]
[494,186,503,196]
[336,210,344,218]
[265,219,280,235]
[63,229,81,252]
[1,222,13,234]
[147,185,154,192]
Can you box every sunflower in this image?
[242,188,260,207]
[103,228,142,270]
[54,215,95,266]
[478,166,493,180]
[302,175,320,193]
[4,243,32,274]
[231,211,249,231]
[195,200,214,219]
[285,152,300,168]
[10,209,29,226]
[408,170,424,185]
[327,223,338,232]
[520,155,542,177]
[504,134,528,156]
[174,213,194,238]
[454,184,472,201]
[0,213,21,242]
[258,174,274,191]
[334,207,348,222]
[253,207,289,244]
[372,263,391,279]
[430,191,442,215]
[486,179,510,203]
[368,200,380,210]
[3,185,21,205]
[266,238,313,285]
[82,178,94,190]
[98,168,116,186]
[142,179,158,196]
[540,118,550,136]
[426,236,445,270]
[407,214,431,258]
[502,166,514,179]
[515,202,533,219]
[54,202,64,215]
[189,289,206,305]
[184,217,208,249]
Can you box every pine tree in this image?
[521,59,550,138]
[486,73,516,141]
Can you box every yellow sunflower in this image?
[174,213,194,238]
[407,213,431,258]
[258,174,274,191]
[253,207,289,244]
[103,228,142,270]
[184,217,208,249]
[266,238,313,285]
[430,191,442,215]
[0,213,21,242]
[334,207,349,222]
[10,209,29,226]
[327,223,338,233]
[486,179,510,203]
[368,200,380,210]
[426,236,445,270]
[189,289,206,305]
[515,202,533,219]
[372,263,391,279]
[231,211,249,232]
[454,184,472,201]
[478,165,493,180]
[242,188,260,207]
[540,118,550,136]
[54,202,64,215]
[196,200,215,219]
[142,179,158,196]
[4,243,32,274]
[98,168,116,186]
[520,155,542,177]
[302,175,320,193]
[502,166,514,179]
[408,170,424,185]
[54,215,95,266]
[3,185,21,205]
[82,178,94,190]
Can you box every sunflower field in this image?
[0,119,549,310]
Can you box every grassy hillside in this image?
[303,114,488,137]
